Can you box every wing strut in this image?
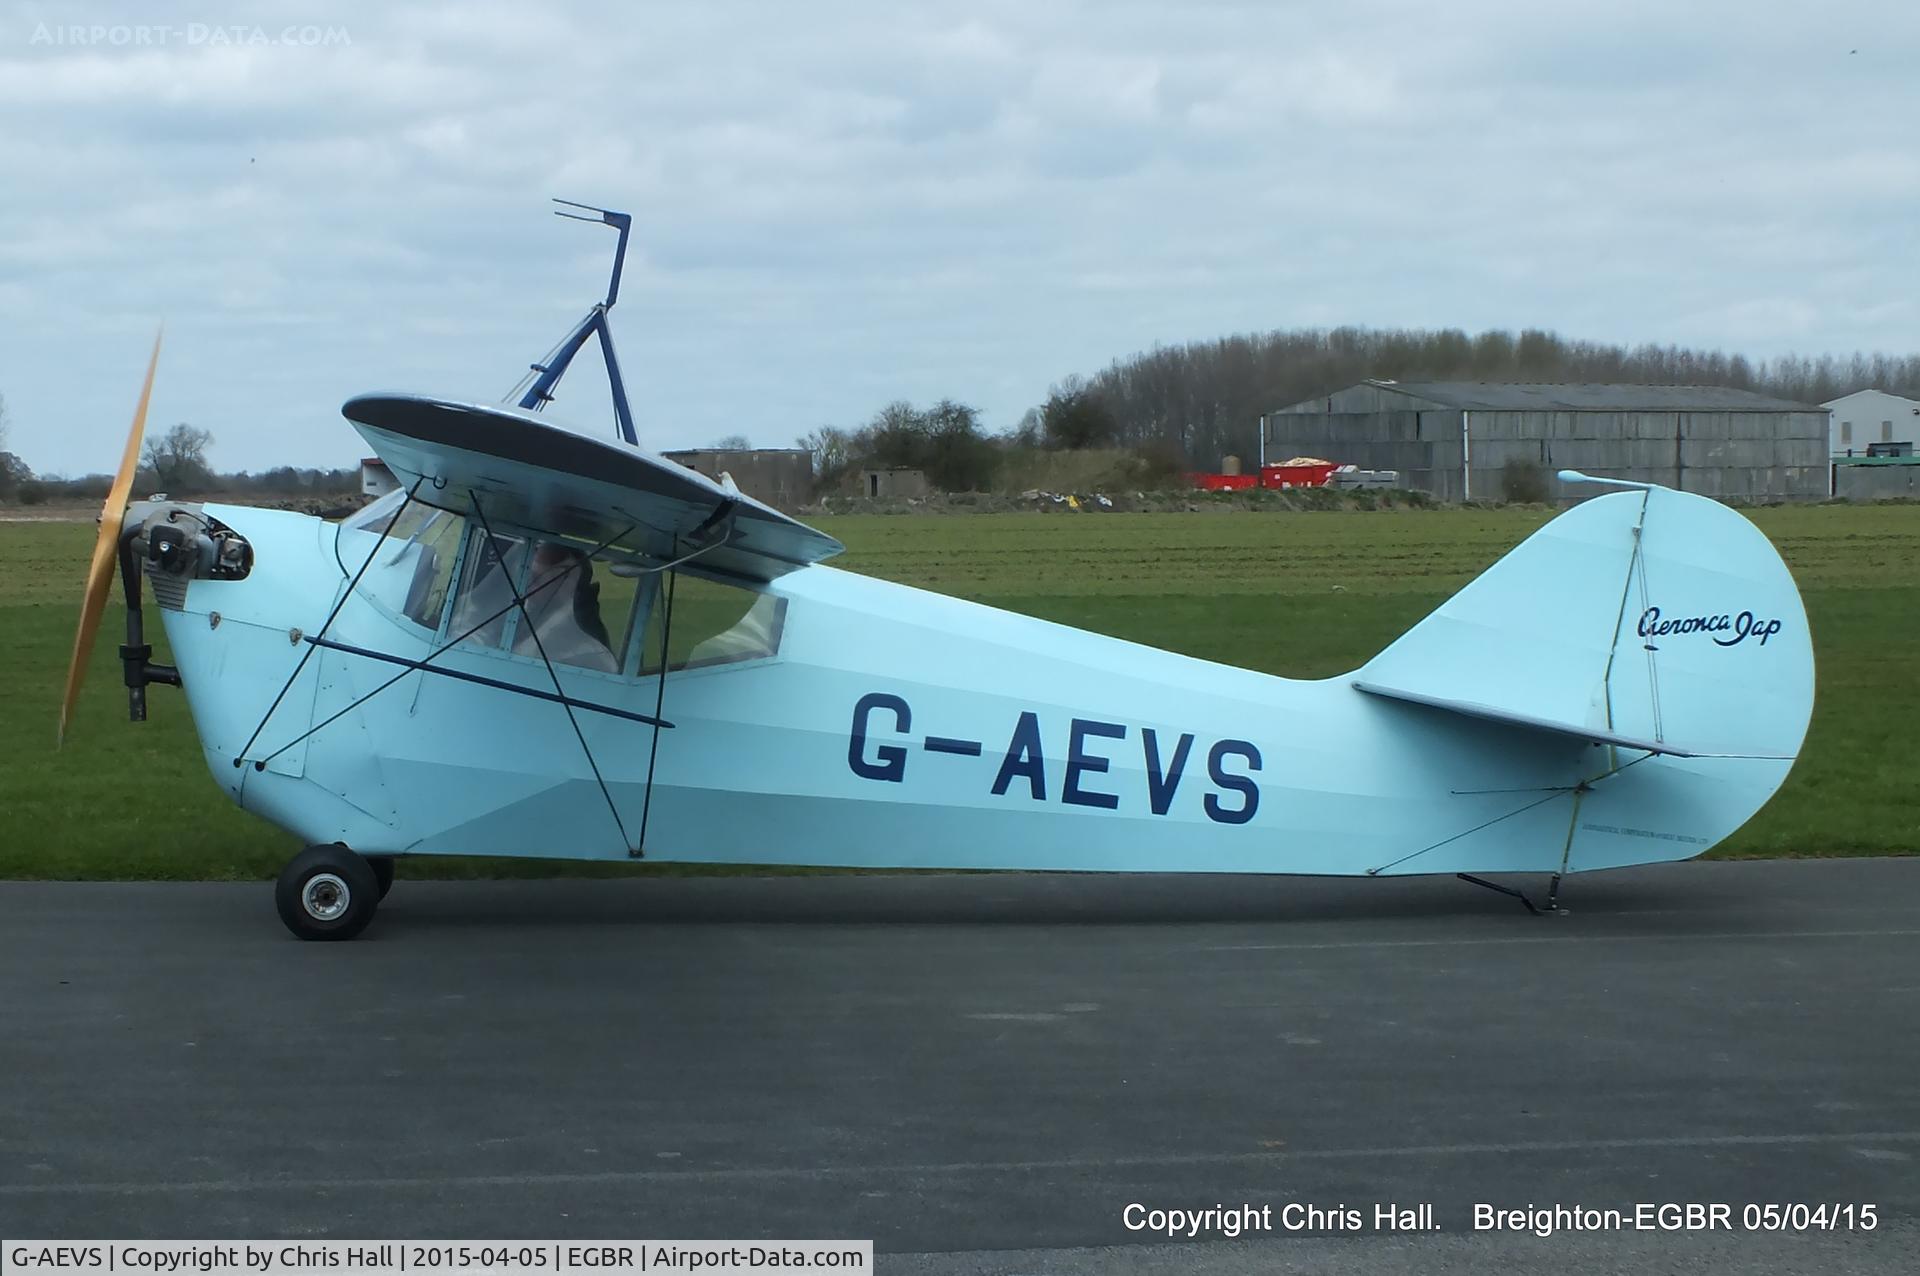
[633,556,677,859]
[238,521,658,773]
[232,477,424,769]
[469,495,636,856]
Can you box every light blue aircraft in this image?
[60,211,1815,940]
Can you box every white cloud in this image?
[0,0,1915,475]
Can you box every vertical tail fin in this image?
[1356,484,1813,763]
[1354,483,1812,870]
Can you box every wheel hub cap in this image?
[302,872,350,922]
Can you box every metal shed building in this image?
[1265,381,1829,502]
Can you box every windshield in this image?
[340,487,406,534]
[640,573,786,673]
[334,495,467,631]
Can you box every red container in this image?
[1190,463,1338,492]
[1190,473,1257,491]
[1260,462,1338,489]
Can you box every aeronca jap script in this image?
[1638,606,1783,648]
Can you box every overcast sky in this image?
[0,1,1913,475]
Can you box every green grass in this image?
[2,502,1915,878]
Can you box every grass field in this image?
[2,502,1915,878]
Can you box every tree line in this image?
[796,328,1918,493]
[1,419,358,505]
[801,399,1005,492]
[1057,327,1920,469]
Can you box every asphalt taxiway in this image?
[2,860,1916,1270]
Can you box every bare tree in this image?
[797,426,852,481]
[143,422,215,493]
[712,432,752,449]
[0,393,27,501]
[1011,407,1044,447]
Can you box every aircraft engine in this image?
[126,502,255,596]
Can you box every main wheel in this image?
[367,856,396,900]
[275,844,380,941]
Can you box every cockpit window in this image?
[449,532,527,649]
[340,487,407,535]
[640,573,785,673]
[333,492,465,629]
[509,540,636,673]
[442,530,640,674]
[369,517,772,679]
[394,509,464,630]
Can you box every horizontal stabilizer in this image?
[1353,680,1717,758]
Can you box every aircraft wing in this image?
[343,394,842,582]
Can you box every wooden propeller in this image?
[58,331,162,747]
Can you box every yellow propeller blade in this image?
[57,330,163,748]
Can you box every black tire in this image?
[275,844,380,941]
[368,856,396,900]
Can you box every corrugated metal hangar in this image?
[1265,381,1829,502]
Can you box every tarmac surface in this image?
[3,859,1918,1273]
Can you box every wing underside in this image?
[343,394,842,582]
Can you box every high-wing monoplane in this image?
[60,207,1815,938]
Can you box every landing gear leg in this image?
[1456,873,1567,916]
[275,844,380,941]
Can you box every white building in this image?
[1823,389,1920,457]
[359,456,398,497]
